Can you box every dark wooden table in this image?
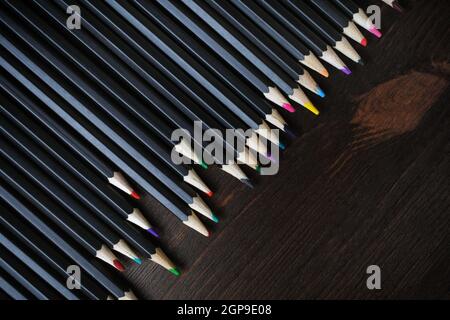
[124,0,450,299]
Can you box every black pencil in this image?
[0,248,55,300]
[0,61,209,238]
[230,0,329,76]
[331,0,382,38]
[259,0,351,74]
[73,0,268,159]
[174,0,319,114]
[0,102,158,237]
[0,233,81,300]
[16,2,245,192]
[2,6,212,196]
[283,0,362,64]
[1,208,110,300]
[77,0,262,169]
[1,122,180,275]
[135,0,291,134]
[204,0,324,98]
[0,147,142,265]
[143,0,293,110]
[52,0,257,179]
[0,170,126,272]
[0,10,213,198]
[0,186,137,299]
[308,0,367,46]
[0,34,215,223]
[105,0,281,149]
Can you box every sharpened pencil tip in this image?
[279,142,286,150]
[241,178,254,189]
[321,69,329,78]
[133,257,142,265]
[304,102,320,116]
[255,165,262,174]
[206,190,214,198]
[113,259,125,272]
[341,67,352,75]
[169,268,181,276]
[147,228,160,238]
[211,213,219,223]
[130,191,140,200]
[282,103,295,113]
[361,38,368,47]
[369,27,382,38]
[200,161,208,169]
[284,125,297,139]
[357,59,365,66]
[317,88,326,98]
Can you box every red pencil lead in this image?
[130,191,140,200]
[113,259,125,272]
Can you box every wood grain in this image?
[123,0,450,299]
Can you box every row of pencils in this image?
[0,0,403,300]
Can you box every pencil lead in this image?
[321,69,329,78]
[357,59,365,66]
[255,165,262,174]
[130,191,140,200]
[113,259,125,272]
[369,27,382,38]
[147,228,160,238]
[200,160,208,169]
[341,67,352,75]
[282,102,295,113]
[133,257,142,265]
[206,190,214,198]
[284,125,297,139]
[278,141,286,150]
[169,267,181,276]
[304,102,320,116]
[241,178,254,189]
[361,38,368,47]
[211,213,219,223]
[317,88,326,98]
[207,230,211,237]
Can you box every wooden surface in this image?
[123,0,450,300]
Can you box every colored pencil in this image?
[0,186,137,299]
[331,0,382,38]
[284,0,362,64]
[0,35,214,223]
[56,0,259,172]
[230,0,327,76]
[309,0,367,46]
[258,0,351,74]
[135,0,291,135]
[1,208,110,300]
[103,0,280,149]
[0,147,142,265]
[0,61,209,237]
[3,6,212,196]
[1,101,158,237]
[75,0,268,158]
[1,129,180,275]
[169,0,319,114]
